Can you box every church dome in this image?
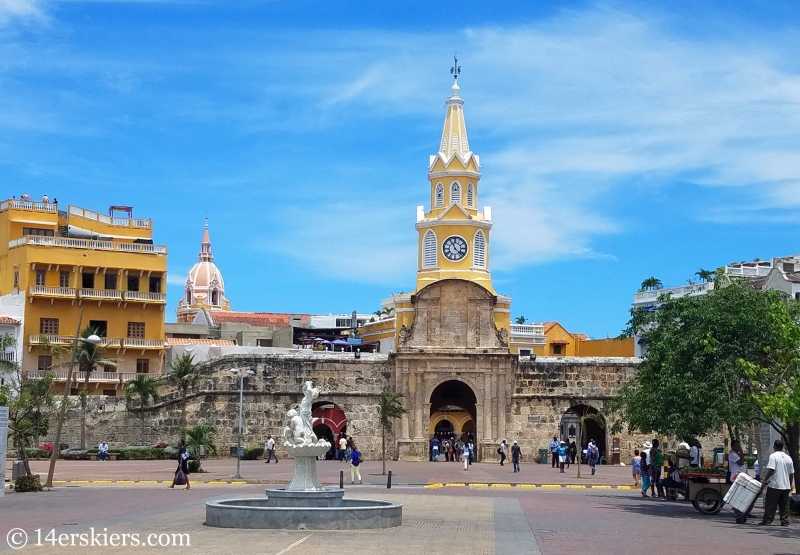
[179,221,229,310]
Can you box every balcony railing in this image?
[99,338,122,348]
[0,200,58,213]
[29,285,76,298]
[68,205,151,230]
[1,351,15,362]
[79,289,123,301]
[28,334,74,345]
[510,324,546,336]
[8,235,167,254]
[123,338,165,349]
[634,282,713,304]
[725,265,772,277]
[23,370,162,383]
[124,291,166,303]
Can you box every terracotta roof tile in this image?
[208,311,314,328]
[571,333,590,341]
[541,321,559,333]
[165,338,236,346]
[550,339,571,345]
[0,316,20,324]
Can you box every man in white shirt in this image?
[689,441,703,468]
[265,435,278,464]
[98,441,109,461]
[758,439,795,527]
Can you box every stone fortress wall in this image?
[50,352,657,464]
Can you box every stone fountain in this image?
[205,381,402,530]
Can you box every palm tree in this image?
[377,391,406,475]
[373,310,383,316]
[68,326,116,449]
[576,411,606,479]
[695,269,714,283]
[166,353,203,431]
[640,277,663,291]
[182,424,218,470]
[381,307,396,318]
[515,316,527,324]
[126,375,161,445]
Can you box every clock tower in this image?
[415,64,494,295]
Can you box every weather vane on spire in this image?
[450,52,461,82]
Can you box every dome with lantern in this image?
[177,221,230,322]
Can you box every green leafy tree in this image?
[0,362,55,476]
[125,375,161,445]
[610,280,783,441]
[696,269,715,283]
[515,316,527,324]
[182,424,218,471]
[166,353,203,430]
[738,298,800,484]
[377,391,406,475]
[639,277,663,291]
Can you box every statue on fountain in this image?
[282,380,331,491]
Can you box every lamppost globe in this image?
[84,334,102,345]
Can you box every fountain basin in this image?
[205,489,402,530]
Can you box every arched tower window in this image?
[473,230,486,268]
[451,182,461,205]
[467,183,474,207]
[435,183,444,208]
[185,290,191,304]
[211,290,218,305]
[422,230,437,268]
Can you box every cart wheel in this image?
[693,488,723,515]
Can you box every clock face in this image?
[442,235,468,261]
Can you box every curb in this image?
[423,483,636,490]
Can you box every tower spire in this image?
[439,53,469,157]
[199,219,213,262]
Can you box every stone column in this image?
[492,371,499,441]
[498,372,507,442]
[483,373,492,441]
[400,370,410,440]
[413,370,424,439]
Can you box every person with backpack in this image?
[462,441,471,471]
[169,439,191,490]
[587,439,600,475]
[350,443,363,484]
[511,440,522,473]
[498,440,507,466]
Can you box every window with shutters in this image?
[127,322,145,338]
[467,183,474,207]
[435,183,444,207]
[39,318,59,335]
[422,230,437,268]
[136,359,149,374]
[35,270,46,286]
[38,356,52,371]
[59,271,70,288]
[473,230,487,268]
[13,271,19,289]
[451,182,461,205]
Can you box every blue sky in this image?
[2,1,800,337]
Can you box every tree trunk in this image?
[785,421,799,494]
[382,424,386,476]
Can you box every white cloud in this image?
[0,0,43,24]
[167,274,187,286]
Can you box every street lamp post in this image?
[45,307,102,488]
[229,367,254,480]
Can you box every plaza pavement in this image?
[1,483,798,554]
[12,458,645,488]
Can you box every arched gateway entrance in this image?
[560,404,606,463]
[429,380,477,458]
[312,402,346,460]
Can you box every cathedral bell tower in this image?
[415,57,494,295]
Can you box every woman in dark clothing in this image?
[169,439,191,490]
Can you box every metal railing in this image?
[29,286,76,297]
[634,282,713,304]
[510,324,546,336]
[0,200,58,213]
[68,205,152,230]
[8,235,167,254]
[124,291,166,302]
[123,338,165,349]
[79,289,123,300]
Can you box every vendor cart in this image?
[680,471,731,515]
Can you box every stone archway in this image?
[562,404,607,464]
[429,380,478,458]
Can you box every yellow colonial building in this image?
[359,77,546,354]
[0,199,167,395]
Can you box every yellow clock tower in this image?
[415,69,493,294]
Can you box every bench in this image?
[89,453,118,461]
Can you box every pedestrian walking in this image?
[462,441,470,471]
[447,440,454,462]
[265,435,278,463]
[498,440,507,466]
[350,444,363,484]
[338,435,347,461]
[640,441,652,497]
[649,439,664,497]
[432,436,440,462]
[758,439,795,527]
[558,441,567,473]
[455,439,463,463]
[587,439,600,476]
[511,440,522,473]
[550,436,559,468]
[632,450,642,487]
[169,439,191,490]
[468,440,475,465]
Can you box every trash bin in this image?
[538,448,549,464]
[11,460,26,480]
[199,445,207,458]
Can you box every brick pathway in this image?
[2,484,797,554]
